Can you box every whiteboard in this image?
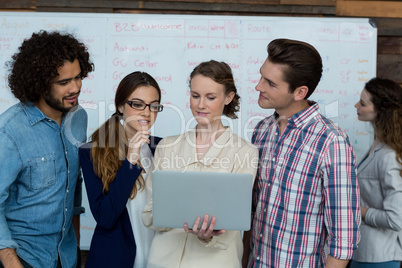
[0,12,376,249]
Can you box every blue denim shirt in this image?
[0,102,87,268]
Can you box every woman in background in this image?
[142,60,258,268]
[79,72,164,268]
[352,77,402,268]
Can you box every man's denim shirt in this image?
[0,102,87,268]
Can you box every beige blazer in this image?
[353,142,402,262]
[142,127,258,268]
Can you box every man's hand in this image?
[73,215,80,245]
[326,255,349,268]
[0,248,23,268]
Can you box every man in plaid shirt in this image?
[243,39,361,268]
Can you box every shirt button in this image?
[68,170,70,174]
[260,234,262,237]
[272,157,276,161]
[41,157,45,161]
[257,256,260,260]
[67,190,69,193]
[65,208,68,211]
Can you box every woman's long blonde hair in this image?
[365,77,402,176]
[90,72,161,198]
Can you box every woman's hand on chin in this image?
[127,130,151,165]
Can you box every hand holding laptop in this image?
[184,214,226,241]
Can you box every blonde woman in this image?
[143,60,258,268]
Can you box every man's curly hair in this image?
[6,30,94,103]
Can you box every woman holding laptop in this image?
[142,60,258,268]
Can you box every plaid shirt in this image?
[248,102,360,268]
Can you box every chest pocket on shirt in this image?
[28,153,57,190]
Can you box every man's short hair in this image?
[6,30,94,103]
[267,38,322,99]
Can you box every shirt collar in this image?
[373,141,385,153]
[273,101,319,128]
[179,126,233,167]
[21,101,67,126]
[21,102,48,126]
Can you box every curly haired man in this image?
[0,30,94,268]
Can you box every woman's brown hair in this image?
[190,60,240,119]
[365,77,402,175]
[90,71,161,198]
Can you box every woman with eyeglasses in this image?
[79,71,164,268]
[142,60,258,268]
[351,77,402,268]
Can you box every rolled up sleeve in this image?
[323,135,361,260]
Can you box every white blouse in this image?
[126,143,155,268]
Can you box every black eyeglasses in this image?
[125,100,164,112]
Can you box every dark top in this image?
[79,136,162,268]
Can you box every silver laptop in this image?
[152,170,254,231]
